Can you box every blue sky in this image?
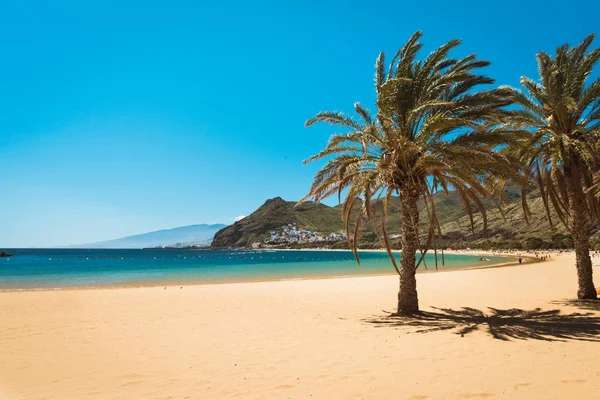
[1,0,598,247]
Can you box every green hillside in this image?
[211,197,344,248]
[211,188,582,249]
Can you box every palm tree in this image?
[502,34,600,299]
[301,32,516,315]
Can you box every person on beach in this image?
[518,257,523,264]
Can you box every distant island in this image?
[70,224,227,249]
[0,251,12,258]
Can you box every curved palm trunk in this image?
[566,170,597,299]
[398,186,420,315]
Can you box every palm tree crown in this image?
[502,34,600,299]
[302,31,517,313]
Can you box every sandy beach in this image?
[0,252,599,399]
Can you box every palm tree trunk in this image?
[398,185,420,315]
[573,230,596,299]
[566,170,597,299]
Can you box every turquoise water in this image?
[0,249,514,289]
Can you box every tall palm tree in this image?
[502,34,600,299]
[301,32,516,315]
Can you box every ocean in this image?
[0,249,514,290]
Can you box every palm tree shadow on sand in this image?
[364,306,600,341]
[551,299,600,312]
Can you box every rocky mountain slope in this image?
[211,187,576,249]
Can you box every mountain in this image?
[211,197,344,248]
[211,187,574,249]
[73,224,228,249]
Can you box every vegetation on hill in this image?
[211,187,579,251]
[211,197,343,248]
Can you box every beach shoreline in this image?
[0,249,532,293]
[0,252,598,399]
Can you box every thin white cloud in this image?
[234,215,246,222]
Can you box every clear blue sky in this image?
[1,0,598,247]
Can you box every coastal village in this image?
[264,223,347,245]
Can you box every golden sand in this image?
[0,253,599,399]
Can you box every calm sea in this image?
[0,249,514,290]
